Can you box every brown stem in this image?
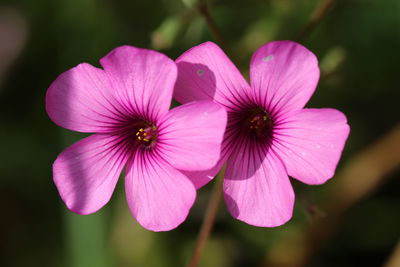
[196,3,226,49]
[188,166,225,267]
[295,0,335,42]
[384,242,400,267]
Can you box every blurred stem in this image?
[188,165,225,267]
[295,0,335,42]
[196,2,226,49]
[384,242,400,267]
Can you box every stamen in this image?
[134,124,158,148]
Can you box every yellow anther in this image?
[263,116,268,120]
[138,136,142,140]
[143,133,147,136]
[139,128,144,132]
[152,126,157,130]
[136,132,140,136]
[143,138,149,142]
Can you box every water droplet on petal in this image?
[262,55,273,62]
[200,111,208,120]
[197,69,204,76]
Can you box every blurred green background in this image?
[0,0,399,266]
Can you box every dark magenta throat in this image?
[243,108,273,138]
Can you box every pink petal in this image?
[125,153,196,231]
[223,139,294,227]
[53,134,129,214]
[250,41,320,116]
[273,108,350,185]
[174,42,252,111]
[100,45,177,121]
[46,63,127,133]
[158,101,227,172]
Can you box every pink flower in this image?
[174,41,350,227]
[46,46,227,231]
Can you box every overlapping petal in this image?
[181,155,227,189]
[100,46,177,121]
[125,152,196,231]
[174,42,252,111]
[158,100,227,171]
[273,108,350,185]
[250,41,320,116]
[223,139,294,227]
[53,134,129,214]
[46,63,127,133]
[181,121,240,189]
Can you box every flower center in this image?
[134,123,158,148]
[244,108,273,138]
